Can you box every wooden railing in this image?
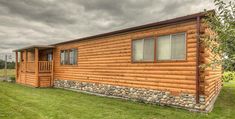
[26,61,35,72]
[19,61,52,73]
[39,61,52,73]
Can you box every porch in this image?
[14,45,54,87]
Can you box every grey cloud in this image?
[0,0,215,54]
[76,0,156,16]
[0,0,78,25]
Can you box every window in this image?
[132,37,154,61]
[64,50,69,64]
[157,33,186,60]
[60,48,78,65]
[131,32,186,62]
[69,49,78,65]
[60,51,65,64]
[47,53,53,61]
[157,35,171,60]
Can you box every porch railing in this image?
[39,61,52,73]
[19,61,53,73]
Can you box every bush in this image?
[9,76,15,83]
[222,72,235,82]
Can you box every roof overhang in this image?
[13,45,55,52]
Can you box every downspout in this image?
[196,16,201,103]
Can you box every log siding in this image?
[54,20,198,95]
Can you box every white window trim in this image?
[60,48,78,65]
[132,37,155,62]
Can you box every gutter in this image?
[196,16,201,103]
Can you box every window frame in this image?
[156,32,187,62]
[60,50,65,65]
[47,53,53,62]
[131,35,156,63]
[131,32,187,63]
[69,48,78,65]
[60,48,78,66]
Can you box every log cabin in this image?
[13,11,222,112]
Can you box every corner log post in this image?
[196,16,201,103]
[51,49,55,87]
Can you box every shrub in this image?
[10,76,16,83]
[222,72,235,82]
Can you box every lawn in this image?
[0,69,15,77]
[0,80,234,119]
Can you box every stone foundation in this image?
[54,79,208,112]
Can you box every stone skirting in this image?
[54,79,209,112]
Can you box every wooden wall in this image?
[39,72,52,87]
[54,20,199,95]
[200,27,222,103]
[16,50,53,88]
[17,72,37,87]
[25,73,37,86]
[17,50,37,87]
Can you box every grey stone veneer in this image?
[54,79,208,112]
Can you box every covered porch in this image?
[14,45,54,87]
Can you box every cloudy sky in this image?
[0,0,215,53]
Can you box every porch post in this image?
[15,52,18,81]
[35,48,39,87]
[23,50,27,73]
[19,51,22,83]
[23,50,27,84]
[51,49,55,87]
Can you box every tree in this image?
[0,59,4,69]
[0,59,15,69]
[203,0,235,71]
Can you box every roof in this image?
[13,45,54,52]
[52,10,212,46]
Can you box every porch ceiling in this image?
[13,45,55,52]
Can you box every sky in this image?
[0,0,215,55]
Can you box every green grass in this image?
[0,69,15,77]
[224,79,235,88]
[0,81,234,119]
